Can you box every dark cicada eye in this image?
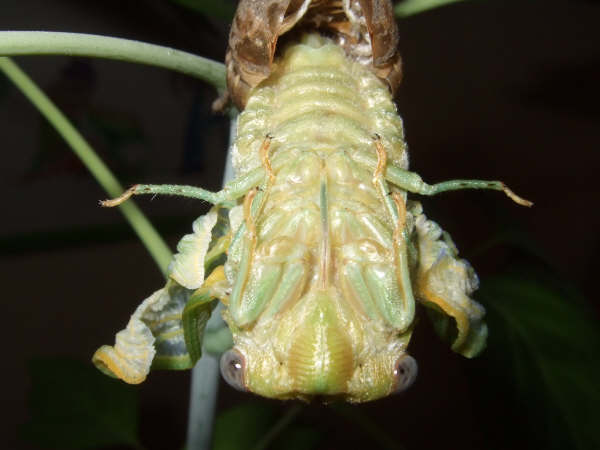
[392,354,418,394]
[220,349,247,392]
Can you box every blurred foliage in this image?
[395,0,470,17]
[213,402,319,450]
[471,261,600,450]
[25,58,146,180]
[168,0,475,21]
[519,59,600,118]
[170,0,236,21]
[21,358,141,449]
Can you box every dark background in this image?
[1,0,599,449]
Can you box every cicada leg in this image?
[351,150,533,207]
[227,134,313,327]
[399,175,533,207]
[389,192,416,330]
[361,135,415,331]
[228,188,259,325]
[260,133,275,185]
[100,182,240,208]
[100,134,278,208]
[371,134,402,223]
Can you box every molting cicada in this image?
[92,0,531,403]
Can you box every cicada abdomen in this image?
[94,0,530,403]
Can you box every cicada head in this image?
[220,289,417,403]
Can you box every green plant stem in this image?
[0,56,172,275]
[330,404,405,450]
[395,0,470,17]
[251,404,304,450]
[186,119,236,450]
[0,31,226,90]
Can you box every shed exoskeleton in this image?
[92,0,531,403]
[226,0,402,109]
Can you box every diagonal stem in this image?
[251,404,304,450]
[0,56,172,275]
[395,0,470,17]
[0,31,226,90]
[186,118,237,450]
[330,404,406,450]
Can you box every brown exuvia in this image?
[226,0,403,109]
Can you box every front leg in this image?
[99,135,278,208]
[351,149,533,207]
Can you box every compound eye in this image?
[220,349,247,392]
[392,355,418,394]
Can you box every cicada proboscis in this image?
[93,0,531,403]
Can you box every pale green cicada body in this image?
[93,2,531,403]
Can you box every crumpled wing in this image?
[93,282,194,383]
[412,206,487,358]
[169,208,218,289]
[93,208,224,383]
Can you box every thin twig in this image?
[331,404,406,450]
[0,31,226,90]
[251,404,304,450]
[185,119,237,450]
[395,0,470,17]
[0,56,172,274]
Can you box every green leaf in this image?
[213,403,277,450]
[213,403,315,450]
[395,0,470,17]
[476,272,600,450]
[171,0,236,21]
[21,357,141,449]
[271,426,320,450]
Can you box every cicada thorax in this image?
[226,0,402,110]
[224,35,415,402]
